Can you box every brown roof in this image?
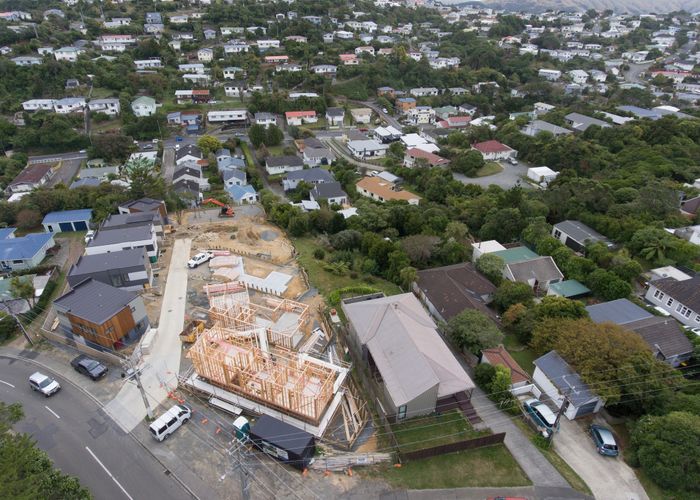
[356,176,421,202]
[10,163,54,186]
[481,346,530,385]
[416,262,497,321]
[681,196,700,215]
[406,148,450,167]
[625,316,693,359]
[653,276,700,312]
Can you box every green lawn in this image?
[240,143,255,168]
[291,236,401,297]
[503,333,537,375]
[367,444,530,489]
[476,162,504,177]
[392,410,488,453]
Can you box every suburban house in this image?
[586,298,693,368]
[347,139,389,160]
[407,106,436,125]
[396,97,417,113]
[522,120,573,137]
[131,96,158,117]
[342,293,475,421]
[552,220,614,253]
[254,112,277,128]
[471,140,517,161]
[282,168,335,191]
[207,110,248,125]
[681,196,700,217]
[533,350,604,420]
[118,198,167,219]
[85,225,159,262]
[226,184,258,205]
[564,112,611,132]
[309,182,347,206]
[350,108,372,124]
[53,279,150,350]
[325,107,345,127]
[223,168,247,188]
[175,145,204,165]
[356,176,421,206]
[101,212,164,237]
[88,98,120,116]
[413,262,497,323]
[265,156,304,175]
[403,148,450,168]
[7,163,55,194]
[538,68,562,81]
[0,232,55,271]
[302,147,336,167]
[480,346,530,389]
[285,110,317,126]
[41,209,92,233]
[67,248,153,291]
[504,256,564,293]
[645,275,700,328]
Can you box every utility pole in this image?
[127,359,154,419]
[1,313,34,346]
[548,389,571,445]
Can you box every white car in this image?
[187,252,213,268]
[29,372,60,397]
[84,230,95,244]
[149,404,191,442]
[507,157,518,165]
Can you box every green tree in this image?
[10,277,34,307]
[532,296,588,321]
[0,313,19,342]
[446,309,503,355]
[399,266,417,290]
[492,281,535,312]
[629,412,700,493]
[248,124,266,148]
[123,157,166,200]
[449,150,484,176]
[475,253,505,285]
[197,135,222,156]
[264,125,283,147]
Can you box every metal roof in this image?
[534,350,598,407]
[0,233,53,260]
[42,209,92,224]
[586,298,652,325]
[554,220,611,246]
[69,248,147,276]
[284,168,335,183]
[54,278,137,324]
[88,225,152,247]
[548,280,590,298]
[492,246,539,264]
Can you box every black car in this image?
[71,355,108,381]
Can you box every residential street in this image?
[0,356,193,500]
[554,418,648,500]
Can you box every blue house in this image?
[0,228,17,240]
[42,209,92,233]
[0,232,55,271]
[226,184,258,205]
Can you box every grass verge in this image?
[476,162,504,177]
[503,333,537,375]
[392,410,488,453]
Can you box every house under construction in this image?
[187,282,366,441]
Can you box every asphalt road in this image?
[0,357,193,500]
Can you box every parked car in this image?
[84,230,95,244]
[381,107,388,113]
[589,424,619,457]
[507,157,518,165]
[71,355,108,381]
[370,170,380,177]
[187,251,213,268]
[149,404,191,441]
[29,372,60,397]
[523,398,558,436]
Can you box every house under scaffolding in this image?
[186,282,367,443]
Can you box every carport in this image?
[42,209,92,233]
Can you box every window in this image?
[397,405,407,420]
[130,305,136,313]
[695,315,700,323]
[653,290,665,301]
[553,229,562,239]
[667,298,674,307]
[146,244,154,252]
[676,303,684,313]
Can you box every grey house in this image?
[522,120,573,137]
[282,168,335,191]
[101,212,164,237]
[552,220,613,253]
[309,181,347,206]
[342,293,475,421]
[68,248,153,291]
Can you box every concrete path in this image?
[554,418,648,500]
[470,386,571,488]
[406,485,590,500]
[105,238,192,432]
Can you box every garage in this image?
[41,209,93,234]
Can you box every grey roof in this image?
[525,120,572,136]
[506,256,563,283]
[88,225,152,247]
[586,298,652,325]
[223,168,246,182]
[625,316,693,359]
[54,278,137,324]
[554,220,611,246]
[175,144,202,161]
[653,276,700,312]
[266,155,303,168]
[564,112,611,131]
[173,166,202,180]
[311,181,346,200]
[119,197,164,213]
[101,212,161,230]
[254,112,276,121]
[285,168,335,183]
[533,351,598,407]
[69,248,147,277]
[326,107,344,117]
[342,293,474,406]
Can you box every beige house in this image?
[355,176,420,205]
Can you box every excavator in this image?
[202,198,234,217]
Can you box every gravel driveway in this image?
[553,418,648,500]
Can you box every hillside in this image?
[447,0,700,14]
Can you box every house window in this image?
[553,229,561,239]
[130,305,136,313]
[653,290,665,301]
[667,298,674,307]
[676,303,684,313]
[695,315,700,323]
[397,405,407,420]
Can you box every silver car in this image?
[29,372,60,397]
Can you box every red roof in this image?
[481,346,530,385]
[10,163,53,186]
[472,140,513,154]
[285,110,316,118]
[339,54,357,60]
[192,89,210,96]
[448,116,471,125]
[406,148,449,167]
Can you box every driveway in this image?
[553,418,648,500]
[453,160,531,189]
[162,147,175,182]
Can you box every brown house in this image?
[53,279,150,349]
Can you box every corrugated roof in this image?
[0,233,53,260]
[625,316,693,359]
[554,220,610,246]
[492,246,539,264]
[534,350,598,407]
[54,278,136,324]
[586,298,652,325]
[548,280,590,298]
[507,256,563,283]
[69,248,147,276]
[88,225,152,247]
[42,209,92,224]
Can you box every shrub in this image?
[313,248,325,260]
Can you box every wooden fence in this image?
[399,432,506,462]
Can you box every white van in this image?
[149,404,191,442]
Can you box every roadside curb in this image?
[0,352,201,500]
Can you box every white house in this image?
[347,139,389,160]
[131,96,157,117]
[409,87,440,97]
[407,106,436,125]
[134,59,162,70]
[568,69,589,84]
[54,97,86,114]
[88,98,120,116]
[645,275,700,328]
[197,48,214,62]
[85,225,159,262]
[207,110,248,124]
[256,39,280,50]
[54,47,83,62]
[471,140,517,161]
[527,166,558,186]
[22,99,56,112]
[538,68,561,81]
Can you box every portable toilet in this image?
[232,416,250,441]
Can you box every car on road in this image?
[175,136,183,142]
[523,398,558,436]
[149,404,191,441]
[71,355,108,381]
[381,107,388,113]
[29,372,60,397]
[589,424,619,457]
[187,251,213,268]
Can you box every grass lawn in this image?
[476,162,504,177]
[265,145,287,156]
[240,143,255,168]
[366,444,530,489]
[392,410,488,453]
[291,236,401,297]
[503,333,537,375]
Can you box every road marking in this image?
[44,406,60,419]
[0,380,15,388]
[85,446,134,500]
